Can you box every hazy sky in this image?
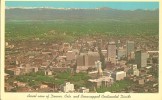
[6,1,159,10]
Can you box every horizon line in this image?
[5,1,159,10]
[5,6,159,11]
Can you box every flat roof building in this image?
[126,41,135,59]
[107,42,116,64]
[60,82,75,93]
[66,51,76,61]
[112,71,126,81]
[135,51,148,68]
[76,52,100,72]
[79,87,89,93]
[117,47,126,60]
[88,76,114,88]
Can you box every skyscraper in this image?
[117,47,126,60]
[135,50,148,68]
[76,52,100,72]
[107,42,116,64]
[126,41,135,59]
[76,54,85,67]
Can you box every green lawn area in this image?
[55,71,90,87]
[96,79,133,93]
[10,70,90,88]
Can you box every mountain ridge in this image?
[6,7,159,22]
[6,6,159,11]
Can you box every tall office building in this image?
[107,42,116,64]
[76,52,100,72]
[87,52,100,66]
[76,53,85,67]
[135,51,148,68]
[117,47,126,60]
[116,40,121,49]
[126,41,135,59]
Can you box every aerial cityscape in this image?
[5,2,159,93]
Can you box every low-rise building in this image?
[13,81,26,87]
[45,70,52,76]
[60,82,75,93]
[79,87,89,93]
[6,68,21,75]
[32,67,39,73]
[112,71,126,81]
[88,76,114,88]
[132,64,138,70]
[133,69,140,76]
[138,79,145,85]
[66,51,76,61]
[40,84,48,89]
